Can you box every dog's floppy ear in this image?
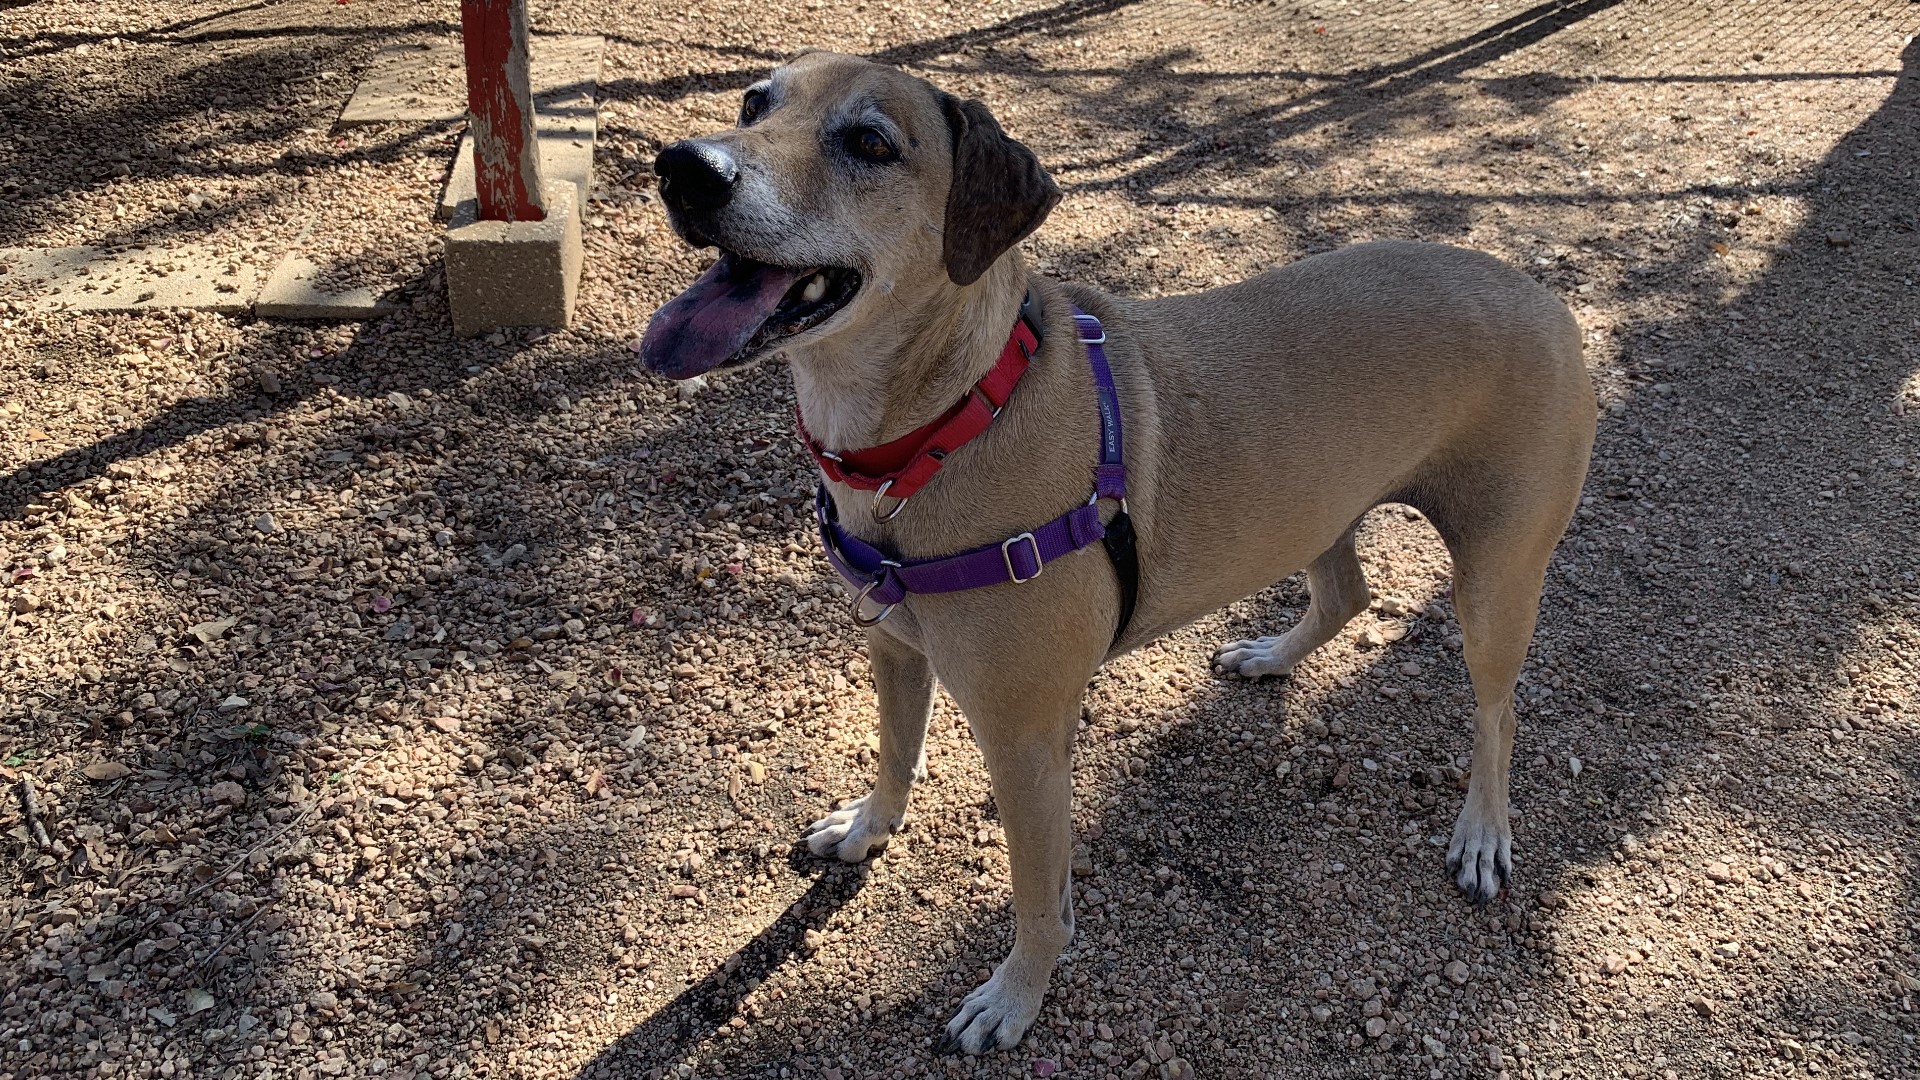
[941,93,1061,286]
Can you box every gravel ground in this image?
[3,1,1919,1079]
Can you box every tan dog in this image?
[640,51,1595,1054]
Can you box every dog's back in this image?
[1132,239,1585,444]
[1070,240,1593,641]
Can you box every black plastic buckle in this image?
[1019,286,1046,350]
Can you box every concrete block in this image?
[338,35,603,128]
[255,255,400,320]
[0,244,266,313]
[445,182,580,338]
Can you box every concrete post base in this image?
[444,181,581,337]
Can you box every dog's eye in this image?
[846,126,898,163]
[739,88,769,126]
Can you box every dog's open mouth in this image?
[639,252,861,379]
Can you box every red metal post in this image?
[460,0,546,221]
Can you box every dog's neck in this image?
[789,254,1030,451]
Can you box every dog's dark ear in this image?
[941,94,1061,286]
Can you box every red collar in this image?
[798,314,1039,513]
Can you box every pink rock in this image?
[206,781,247,806]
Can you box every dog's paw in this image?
[802,793,903,862]
[1445,803,1512,906]
[940,965,1045,1056]
[1213,635,1301,679]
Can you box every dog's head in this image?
[638,51,1060,379]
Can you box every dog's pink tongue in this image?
[640,256,806,378]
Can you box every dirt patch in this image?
[2,2,1917,1079]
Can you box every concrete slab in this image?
[0,245,266,314]
[255,255,400,320]
[445,182,581,338]
[338,35,602,128]
[436,104,595,223]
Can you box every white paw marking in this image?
[1213,634,1302,679]
[1446,803,1512,905]
[802,793,902,862]
[944,964,1045,1055]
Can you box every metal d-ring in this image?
[870,479,909,523]
[850,567,900,626]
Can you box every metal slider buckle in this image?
[1001,532,1043,583]
[870,479,909,523]
[971,386,1005,418]
[1073,314,1106,345]
[851,561,901,626]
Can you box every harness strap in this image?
[816,486,1105,610]
[816,303,1140,647]
[1074,311,1139,644]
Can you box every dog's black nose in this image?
[655,141,737,213]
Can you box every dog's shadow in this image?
[575,856,870,1073]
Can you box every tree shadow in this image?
[0,302,736,1073]
[0,19,462,246]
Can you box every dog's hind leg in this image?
[804,628,932,861]
[1214,528,1371,679]
[1428,465,1584,905]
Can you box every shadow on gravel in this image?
[0,287,451,521]
[0,308,716,1071]
[2,255,656,518]
[0,1,457,61]
[569,863,871,1079]
[0,20,461,244]
[594,0,1147,103]
[953,0,1625,196]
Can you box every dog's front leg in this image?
[941,702,1077,1055]
[804,628,932,861]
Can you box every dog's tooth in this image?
[802,274,826,304]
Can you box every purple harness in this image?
[815,308,1138,639]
